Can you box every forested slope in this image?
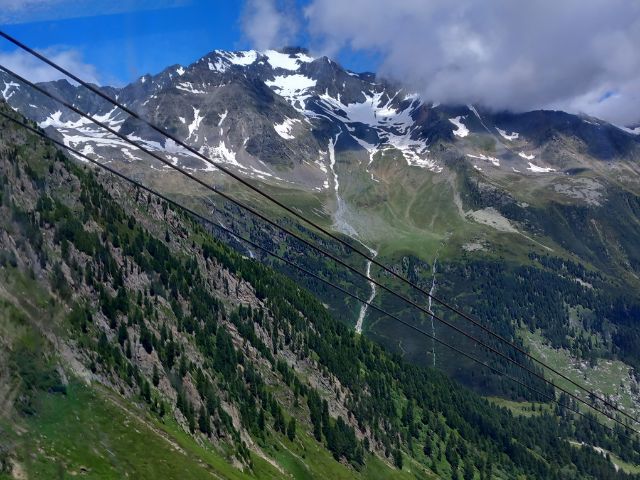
[0,103,638,479]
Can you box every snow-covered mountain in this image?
[3,46,639,194]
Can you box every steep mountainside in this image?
[2,47,640,455]
[1,104,640,478]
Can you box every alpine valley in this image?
[1,46,640,478]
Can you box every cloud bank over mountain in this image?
[0,47,100,84]
[243,0,640,126]
[241,0,299,52]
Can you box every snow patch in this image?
[319,90,415,128]
[618,125,640,135]
[273,117,299,140]
[164,138,189,155]
[262,50,313,71]
[54,129,145,152]
[518,152,536,160]
[317,90,438,171]
[1,81,20,100]
[93,106,123,124]
[217,110,228,127]
[176,82,206,94]
[467,153,500,167]
[187,107,204,141]
[214,141,237,166]
[526,162,556,173]
[176,66,185,76]
[38,109,126,136]
[220,50,257,66]
[449,116,469,137]
[199,141,242,170]
[208,58,228,73]
[121,148,140,162]
[496,128,519,141]
[39,111,90,129]
[265,74,316,107]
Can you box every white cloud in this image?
[243,0,640,125]
[0,47,101,85]
[241,0,299,51]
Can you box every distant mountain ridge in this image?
[2,47,639,193]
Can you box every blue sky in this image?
[0,0,379,86]
[0,0,636,124]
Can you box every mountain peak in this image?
[279,46,311,56]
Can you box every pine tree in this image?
[141,379,151,403]
[198,406,210,435]
[117,322,128,346]
[179,355,188,377]
[274,407,286,433]
[423,439,433,457]
[287,418,296,441]
[464,457,475,480]
[152,364,160,386]
[393,449,403,469]
[446,439,459,471]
